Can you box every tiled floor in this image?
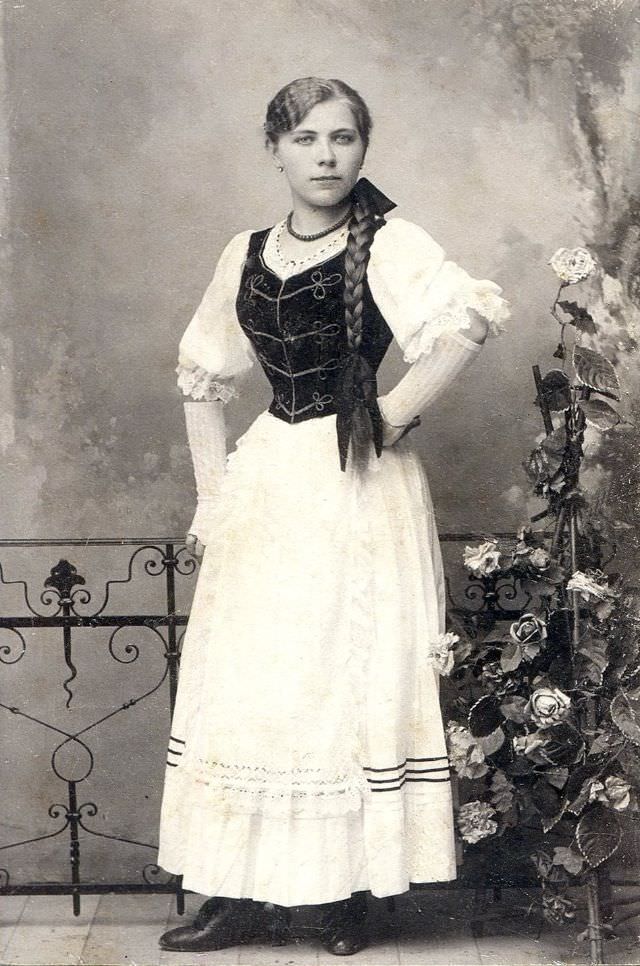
[1,890,639,966]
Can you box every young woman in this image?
[157,77,509,955]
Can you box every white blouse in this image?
[177,217,510,402]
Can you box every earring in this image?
[277,165,283,172]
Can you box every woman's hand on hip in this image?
[381,413,421,448]
[186,532,206,562]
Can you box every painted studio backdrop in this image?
[1,1,639,884]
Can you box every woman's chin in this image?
[310,190,353,210]
[292,182,354,210]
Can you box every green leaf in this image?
[501,642,523,673]
[610,691,640,746]
[469,695,504,737]
[541,426,567,464]
[553,846,584,875]
[538,723,585,767]
[546,767,569,790]
[538,369,571,412]
[576,637,610,686]
[589,732,623,757]
[530,849,553,879]
[565,762,603,815]
[618,744,640,786]
[479,726,506,756]
[581,398,621,431]
[542,812,565,834]
[558,301,598,335]
[500,695,528,723]
[523,446,550,486]
[573,345,620,400]
[567,782,591,817]
[577,804,622,868]
[531,777,563,817]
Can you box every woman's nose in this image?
[315,139,336,165]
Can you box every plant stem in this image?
[533,364,554,436]
[551,284,569,372]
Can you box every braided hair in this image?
[265,79,385,470]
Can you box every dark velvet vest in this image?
[235,229,394,424]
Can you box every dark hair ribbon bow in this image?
[335,178,397,473]
[351,177,397,218]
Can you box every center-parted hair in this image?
[264,78,378,363]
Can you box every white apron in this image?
[157,409,457,905]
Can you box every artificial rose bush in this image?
[526,687,571,728]
[446,247,637,936]
[463,538,501,577]
[549,247,597,285]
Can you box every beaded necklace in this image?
[286,208,352,242]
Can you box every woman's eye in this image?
[335,134,355,144]
[294,136,313,144]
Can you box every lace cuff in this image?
[176,362,238,403]
[403,284,510,364]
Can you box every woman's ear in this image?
[267,141,283,173]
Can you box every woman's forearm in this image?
[184,400,227,543]
[378,327,485,445]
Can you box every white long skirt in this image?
[157,409,457,906]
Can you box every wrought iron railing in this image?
[0,532,549,917]
[0,538,197,916]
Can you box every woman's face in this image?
[271,98,366,210]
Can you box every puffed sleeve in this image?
[176,230,257,402]
[367,218,510,364]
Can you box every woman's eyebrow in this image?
[291,127,357,135]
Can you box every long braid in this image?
[344,195,377,355]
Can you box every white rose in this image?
[526,687,571,728]
[457,800,498,844]
[463,539,501,578]
[513,733,546,756]
[428,631,459,676]
[509,612,548,660]
[549,247,597,285]
[529,547,551,571]
[446,721,489,779]
[567,570,615,602]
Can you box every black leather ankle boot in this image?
[158,896,263,952]
[320,893,368,956]
[263,901,293,945]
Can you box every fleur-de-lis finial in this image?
[44,560,86,601]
